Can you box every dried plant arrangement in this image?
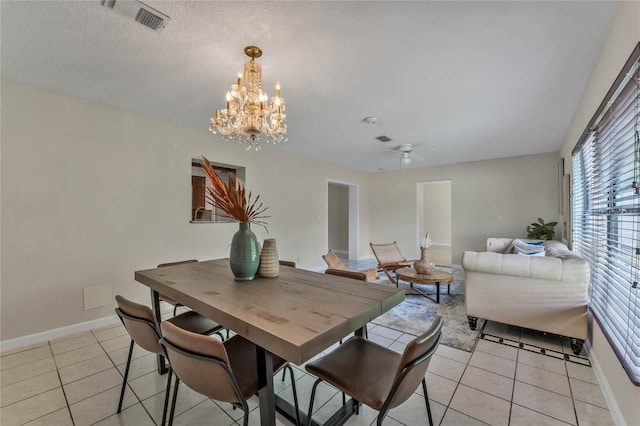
[200,155,269,229]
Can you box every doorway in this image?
[416,180,452,267]
[327,181,358,260]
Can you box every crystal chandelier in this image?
[209,46,287,151]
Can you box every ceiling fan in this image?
[387,144,424,167]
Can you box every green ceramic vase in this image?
[229,222,260,281]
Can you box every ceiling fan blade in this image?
[412,153,425,161]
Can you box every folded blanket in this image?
[513,239,545,256]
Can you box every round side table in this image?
[395,267,453,303]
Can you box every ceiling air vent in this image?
[376,136,392,142]
[101,0,170,32]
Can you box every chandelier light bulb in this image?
[401,153,411,166]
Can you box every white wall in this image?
[558,2,640,424]
[369,152,559,264]
[327,183,349,252]
[0,79,370,340]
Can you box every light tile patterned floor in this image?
[0,260,614,425]
[0,315,614,425]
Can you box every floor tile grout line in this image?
[565,350,581,426]
[0,362,59,390]
[0,353,53,372]
[48,340,77,426]
[57,352,118,386]
[506,328,522,425]
[177,398,238,425]
[437,338,476,426]
[0,343,50,359]
[510,401,576,426]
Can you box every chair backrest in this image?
[322,250,347,271]
[279,260,296,268]
[115,295,163,354]
[160,321,244,404]
[324,268,367,281]
[370,242,407,265]
[385,316,443,410]
[157,259,198,268]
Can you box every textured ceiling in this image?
[1,1,617,172]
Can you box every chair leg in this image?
[168,376,181,426]
[382,269,397,285]
[306,378,323,426]
[285,365,301,426]
[117,339,135,413]
[161,367,173,426]
[422,378,434,426]
[241,400,250,426]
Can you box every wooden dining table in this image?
[134,259,404,426]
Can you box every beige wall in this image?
[0,79,370,340]
[369,152,559,264]
[419,181,452,245]
[327,183,349,253]
[558,2,640,424]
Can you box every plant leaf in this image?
[200,156,269,228]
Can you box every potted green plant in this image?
[526,217,558,240]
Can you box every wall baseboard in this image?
[586,340,625,426]
[0,315,120,353]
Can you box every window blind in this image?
[572,45,640,384]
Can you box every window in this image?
[190,159,245,222]
[572,43,640,384]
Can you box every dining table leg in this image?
[150,289,168,375]
[257,346,276,426]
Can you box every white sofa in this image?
[462,238,590,354]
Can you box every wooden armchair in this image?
[322,250,379,281]
[370,242,414,285]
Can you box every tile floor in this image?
[0,305,614,426]
[0,256,613,426]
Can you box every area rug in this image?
[372,272,483,352]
